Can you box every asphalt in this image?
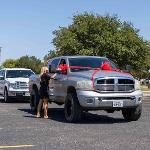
[0,96,149,150]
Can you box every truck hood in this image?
[6,78,29,83]
[70,70,134,80]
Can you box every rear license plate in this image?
[113,101,123,107]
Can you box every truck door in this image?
[48,58,60,100]
[49,58,68,103]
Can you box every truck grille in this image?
[15,81,28,89]
[95,78,135,93]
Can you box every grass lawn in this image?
[141,85,150,91]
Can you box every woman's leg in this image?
[36,99,43,117]
[43,98,48,118]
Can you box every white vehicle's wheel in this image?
[4,88,10,103]
[122,104,142,121]
[64,93,82,123]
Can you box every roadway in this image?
[0,96,149,150]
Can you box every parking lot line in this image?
[0,145,34,149]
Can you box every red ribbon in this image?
[58,65,131,90]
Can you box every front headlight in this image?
[77,80,93,90]
[135,79,141,90]
[9,83,16,89]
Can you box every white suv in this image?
[0,68,35,102]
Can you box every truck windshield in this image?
[6,70,34,78]
[68,57,118,72]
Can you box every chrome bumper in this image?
[77,90,143,109]
[8,88,30,97]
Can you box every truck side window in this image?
[51,58,60,68]
[59,59,66,65]
[49,58,60,73]
[58,59,68,75]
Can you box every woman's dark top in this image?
[39,73,50,99]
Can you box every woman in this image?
[36,67,50,119]
[56,59,68,75]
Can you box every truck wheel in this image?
[4,88,10,103]
[30,89,39,112]
[122,104,142,121]
[64,93,82,123]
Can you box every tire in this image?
[4,88,10,103]
[64,93,82,123]
[30,88,40,112]
[122,104,142,121]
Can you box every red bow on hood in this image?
[100,61,113,71]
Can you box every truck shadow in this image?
[18,108,127,124]
[79,112,126,124]
[0,99,29,103]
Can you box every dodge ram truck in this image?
[29,56,143,122]
[0,68,35,102]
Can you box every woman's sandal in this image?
[44,115,48,119]
[36,114,41,118]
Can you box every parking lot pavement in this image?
[0,97,150,150]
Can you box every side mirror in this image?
[122,70,130,73]
[0,75,4,80]
[125,65,132,72]
[122,65,132,73]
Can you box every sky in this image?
[0,0,150,63]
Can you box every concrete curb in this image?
[143,91,150,97]
[143,94,150,97]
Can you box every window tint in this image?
[108,59,118,69]
[68,57,118,72]
[59,59,66,65]
[51,58,60,68]
[6,70,34,78]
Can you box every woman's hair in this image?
[40,67,49,75]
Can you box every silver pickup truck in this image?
[29,56,143,122]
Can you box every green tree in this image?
[16,55,43,74]
[43,50,57,64]
[53,13,150,71]
[2,59,17,68]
